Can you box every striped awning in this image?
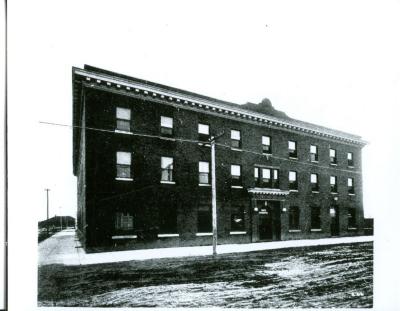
[248,188,290,196]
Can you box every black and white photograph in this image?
[5,0,400,310]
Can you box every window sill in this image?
[196,232,212,236]
[112,235,137,239]
[230,231,247,235]
[330,163,338,166]
[289,229,301,233]
[115,177,133,181]
[331,192,338,194]
[289,157,298,160]
[160,136,176,142]
[311,160,319,163]
[115,130,133,135]
[231,185,243,189]
[289,189,298,192]
[311,229,322,232]
[263,153,272,156]
[158,233,179,238]
[160,180,176,185]
[198,143,211,147]
[231,148,243,152]
[311,191,320,193]
[348,227,357,231]
[199,183,211,187]
[348,166,354,169]
[348,193,355,196]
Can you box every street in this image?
[38,234,373,308]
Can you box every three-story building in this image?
[73,65,367,249]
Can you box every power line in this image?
[39,120,361,175]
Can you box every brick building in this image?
[72,65,367,249]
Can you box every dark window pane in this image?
[231,205,245,231]
[198,204,212,232]
[115,212,134,231]
[348,208,356,228]
[199,173,210,184]
[161,126,173,135]
[161,169,174,181]
[231,139,241,149]
[289,207,300,230]
[311,206,321,229]
[116,120,131,132]
[117,165,131,178]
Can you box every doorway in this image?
[258,200,281,241]
[330,206,340,236]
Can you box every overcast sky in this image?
[8,0,400,221]
[7,0,400,309]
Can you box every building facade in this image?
[73,65,367,249]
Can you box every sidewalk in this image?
[38,229,373,266]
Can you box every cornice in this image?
[73,67,367,147]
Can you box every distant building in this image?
[72,65,367,249]
[38,216,76,230]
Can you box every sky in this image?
[5,0,400,308]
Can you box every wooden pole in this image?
[211,139,217,257]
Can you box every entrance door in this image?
[330,206,340,236]
[258,200,281,241]
[259,209,273,240]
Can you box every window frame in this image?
[231,164,242,186]
[198,123,210,142]
[347,152,354,167]
[311,173,319,192]
[116,107,132,132]
[116,151,132,180]
[160,115,174,136]
[289,206,300,230]
[198,161,210,185]
[330,148,337,165]
[310,144,319,162]
[288,140,298,158]
[231,205,245,232]
[231,129,242,149]
[262,135,271,154]
[289,171,298,190]
[330,176,338,193]
[348,177,355,194]
[310,206,321,230]
[160,156,174,182]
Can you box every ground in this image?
[38,242,373,308]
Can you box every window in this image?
[115,212,134,231]
[310,145,318,162]
[116,151,132,179]
[289,206,300,230]
[288,141,297,158]
[161,157,174,182]
[330,176,338,193]
[348,177,355,194]
[116,107,131,132]
[199,161,210,184]
[160,116,173,135]
[311,173,319,192]
[330,148,337,164]
[231,164,242,186]
[289,171,298,190]
[198,203,212,233]
[231,205,245,231]
[347,152,354,167]
[159,200,177,234]
[262,136,271,154]
[311,206,321,229]
[231,130,241,149]
[348,207,356,228]
[254,167,279,188]
[198,123,210,142]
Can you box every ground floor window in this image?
[289,206,300,230]
[348,207,357,228]
[115,212,134,231]
[311,206,321,229]
[231,205,245,231]
[198,203,212,233]
[159,203,177,234]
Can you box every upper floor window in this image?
[330,148,337,164]
[231,164,242,186]
[198,203,212,233]
[198,123,210,142]
[160,116,173,136]
[311,173,319,192]
[116,107,131,132]
[116,151,132,179]
[310,145,318,162]
[254,167,279,188]
[199,161,210,185]
[348,177,355,194]
[347,152,354,167]
[311,206,321,230]
[289,206,300,230]
[262,136,271,154]
[288,141,298,158]
[289,171,298,190]
[330,176,338,193]
[161,157,174,182]
[231,130,241,149]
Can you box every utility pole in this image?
[209,131,224,257]
[59,207,62,231]
[45,188,50,235]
